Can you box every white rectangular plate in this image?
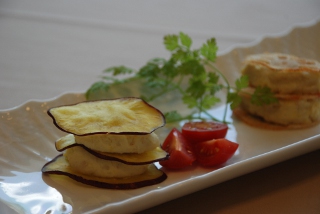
[0,20,319,214]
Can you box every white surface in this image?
[1,21,320,213]
[0,0,320,109]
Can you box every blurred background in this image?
[0,0,319,109]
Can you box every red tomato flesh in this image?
[194,138,238,167]
[159,128,196,169]
[182,121,228,143]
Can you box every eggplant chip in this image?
[47,98,165,136]
[42,154,167,190]
[55,134,169,165]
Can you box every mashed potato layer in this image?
[74,132,160,154]
[64,146,149,178]
[242,53,320,94]
[239,92,320,126]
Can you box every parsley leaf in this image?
[85,81,110,100]
[227,92,242,110]
[251,86,278,106]
[104,66,134,76]
[179,32,192,49]
[164,35,179,51]
[227,75,249,109]
[182,95,198,109]
[164,111,184,123]
[200,38,218,62]
[235,75,249,90]
[201,95,221,110]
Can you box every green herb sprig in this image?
[86,32,278,123]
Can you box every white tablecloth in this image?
[1,1,320,214]
[1,0,320,110]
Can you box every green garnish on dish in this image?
[86,32,277,123]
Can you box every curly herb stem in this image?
[206,62,231,123]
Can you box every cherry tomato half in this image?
[193,138,238,167]
[181,121,228,143]
[159,128,196,169]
